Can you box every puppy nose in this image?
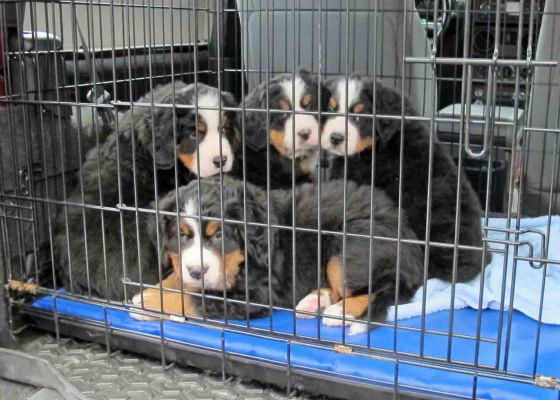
[212,155,228,168]
[330,132,345,146]
[188,265,209,280]
[298,128,311,142]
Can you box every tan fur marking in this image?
[301,94,312,108]
[161,271,184,289]
[197,120,207,134]
[336,294,372,318]
[278,99,290,111]
[205,221,220,237]
[224,250,245,289]
[352,103,365,114]
[167,252,181,275]
[166,252,199,292]
[329,98,338,109]
[179,223,191,237]
[178,153,194,170]
[270,129,288,156]
[135,272,199,317]
[355,136,373,153]
[326,257,344,302]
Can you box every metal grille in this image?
[1,0,559,399]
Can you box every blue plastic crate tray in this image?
[33,295,560,400]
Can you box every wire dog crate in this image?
[1,0,560,399]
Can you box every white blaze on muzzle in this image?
[279,77,320,158]
[321,116,361,156]
[188,93,234,178]
[282,113,320,158]
[179,199,223,290]
[321,77,364,157]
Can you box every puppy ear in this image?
[221,90,241,154]
[363,80,402,148]
[320,79,332,112]
[133,83,187,170]
[225,184,274,267]
[154,189,180,251]
[147,106,177,169]
[240,85,268,151]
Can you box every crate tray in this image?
[31,294,560,400]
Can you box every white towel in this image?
[389,216,560,324]
[349,216,560,335]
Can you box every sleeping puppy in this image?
[129,176,424,334]
[232,69,329,188]
[321,74,486,283]
[55,82,238,300]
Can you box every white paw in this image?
[322,303,353,327]
[348,322,370,335]
[128,293,158,321]
[295,290,333,319]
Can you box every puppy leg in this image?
[322,294,371,327]
[295,255,348,319]
[129,273,199,320]
[322,289,398,335]
[295,288,334,319]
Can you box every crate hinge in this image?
[535,375,560,389]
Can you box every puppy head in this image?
[138,82,238,177]
[244,68,328,159]
[321,74,401,156]
[158,177,272,291]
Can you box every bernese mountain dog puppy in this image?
[320,74,486,284]
[129,176,424,333]
[55,82,238,300]
[232,69,329,188]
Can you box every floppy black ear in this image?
[220,91,242,154]
[364,80,403,148]
[240,85,268,151]
[319,78,332,112]
[133,83,187,170]
[148,189,180,269]
[225,184,276,268]
[147,106,177,169]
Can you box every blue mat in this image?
[33,296,560,399]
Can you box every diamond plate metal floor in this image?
[13,329,325,400]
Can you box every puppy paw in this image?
[348,322,370,336]
[295,289,333,319]
[129,292,159,321]
[322,303,354,327]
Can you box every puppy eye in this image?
[179,230,192,239]
[214,230,222,240]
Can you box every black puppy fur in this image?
[322,74,487,283]
[55,82,238,300]
[233,69,330,189]
[137,176,423,324]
